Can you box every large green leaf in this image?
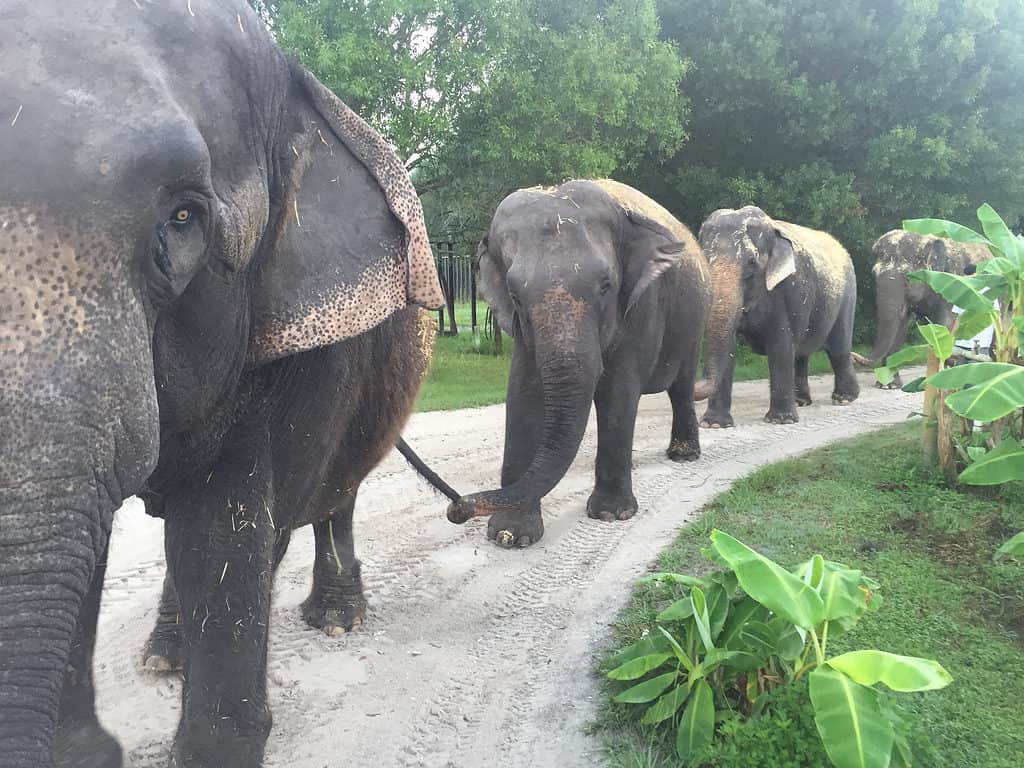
[977,204,1023,266]
[908,270,995,313]
[676,679,715,762]
[810,667,895,768]
[706,583,731,641]
[902,218,991,247]
[613,670,679,704]
[641,683,691,725]
[710,530,825,630]
[639,573,708,588]
[607,652,672,681]
[827,650,952,692]
[605,633,670,669]
[768,617,806,661]
[916,323,954,361]
[719,597,770,651]
[884,345,929,368]
[659,626,696,675]
[658,598,695,623]
[996,531,1024,559]
[691,587,714,652]
[954,310,997,342]
[959,438,1024,486]
[942,365,1024,421]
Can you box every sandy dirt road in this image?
[94,370,922,767]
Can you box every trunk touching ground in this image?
[694,260,743,402]
[0,481,100,765]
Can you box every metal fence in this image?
[431,242,503,349]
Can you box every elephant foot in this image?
[586,490,638,522]
[170,724,267,768]
[700,411,734,429]
[54,719,123,768]
[875,377,902,390]
[764,409,799,425]
[832,390,860,406]
[667,438,700,462]
[301,561,367,636]
[142,624,184,674]
[795,391,812,407]
[487,505,544,548]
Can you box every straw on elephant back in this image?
[871,230,991,274]
[772,220,854,299]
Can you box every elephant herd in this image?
[0,3,974,767]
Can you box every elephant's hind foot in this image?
[142,624,184,674]
[587,489,638,522]
[764,409,799,425]
[301,560,368,636]
[700,411,735,429]
[54,718,124,768]
[831,390,860,405]
[667,438,700,462]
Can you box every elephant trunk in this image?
[694,260,743,401]
[448,288,601,522]
[0,473,103,764]
[860,270,911,367]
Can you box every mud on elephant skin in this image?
[855,229,991,389]
[694,206,860,426]
[446,179,711,547]
[0,2,443,767]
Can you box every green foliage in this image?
[598,426,1024,768]
[605,531,949,767]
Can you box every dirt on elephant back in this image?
[94,369,923,767]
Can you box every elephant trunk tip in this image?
[851,352,875,368]
[693,378,714,402]
[446,491,514,524]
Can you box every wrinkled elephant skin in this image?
[695,206,860,426]
[0,2,442,767]
[447,180,712,547]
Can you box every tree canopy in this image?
[254,0,1024,335]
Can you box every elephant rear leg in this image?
[142,569,184,673]
[301,488,367,636]
[795,356,812,406]
[667,357,701,462]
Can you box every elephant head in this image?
[448,179,694,524]
[694,206,796,401]
[0,1,441,760]
[859,230,992,368]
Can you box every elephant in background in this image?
[0,2,443,767]
[695,206,860,426]
[853,230,991,388]
[446,180,711,548]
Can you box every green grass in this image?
[596,424,1024,768]
[416,303,894,412]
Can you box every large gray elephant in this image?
[446,180,711,547]
[854,230,991,387]
[0,3,444,767]
[694,206,860,426]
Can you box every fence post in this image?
[445,242,458,336]
[470,259,480,347]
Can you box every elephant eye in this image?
[599,278,613,295]
[170,206,195,226]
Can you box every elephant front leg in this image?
[486,343,545,547]
[588,376,641,521]
[301,490,367,636]
[667,363,701,462]
[55,547,123,768]
[165,464,276,767]
[795,355,812,406]
[700,353,736,429]
[142,570,183,673]
[765,336,799,424]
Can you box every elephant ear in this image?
[622,210,692,315]
[249,63,443,364]
[477,236,515,334]
[766,228,797,291]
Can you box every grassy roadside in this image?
[416,303,891,412]
[596,424,1024,767]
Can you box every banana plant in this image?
[605,532,951,767]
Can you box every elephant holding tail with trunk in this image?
[853,230,991,388]
[447,180,711,548]
[0,2,446,766]
[695,206,860,426]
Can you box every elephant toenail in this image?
[497,530,515,547]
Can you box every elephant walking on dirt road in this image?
[695,206,860,427]
[446,180,711,548]
[853,229,991,388]
[0,2,444,767]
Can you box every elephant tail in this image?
[851,351,875,368]
[395,438,461,502]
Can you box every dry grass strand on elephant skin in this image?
[328,518,344,575]
[10,104,22,127]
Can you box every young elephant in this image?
[447,180,711,547]
[694,206,860,426]
[0,3,443,767]
[854,230,991,388]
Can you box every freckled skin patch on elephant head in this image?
[530,285,589,347]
